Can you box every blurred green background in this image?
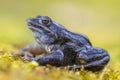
[0,0,120,62]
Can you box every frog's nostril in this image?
[27,18,35,23]
[26,19,33,26]
[26,18,38,24]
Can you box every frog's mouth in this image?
[27,19,48,32]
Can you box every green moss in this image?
[0,44,120,80]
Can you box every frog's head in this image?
[27,15,60,44]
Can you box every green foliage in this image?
[0,44,120,80]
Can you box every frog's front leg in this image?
[34,49,64,67]
[75,47,110,72]
[14,43,47,60]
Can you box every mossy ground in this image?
[0,43,120,80]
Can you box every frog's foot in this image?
[13,50,35,61]
[13,43,47,61]
[75,47,110,72]
[22,52,35,61]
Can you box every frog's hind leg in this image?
[71,47,110,72]
[60,55,108,72]
[75,47,110,72]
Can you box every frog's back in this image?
[52,20,92,46]
[64,30,92,46]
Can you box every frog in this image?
[16,15,110,72]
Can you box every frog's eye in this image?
[42,19,49,25]
[40,16,52,26]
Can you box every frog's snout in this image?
[26,18,37,26]
[26,18,33,26]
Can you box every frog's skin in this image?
[17,15,110,72]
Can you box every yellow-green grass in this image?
[0,43,120,80]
